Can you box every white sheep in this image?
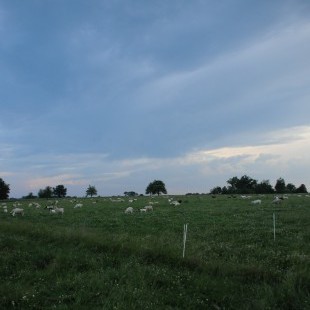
[34,202,41,209]
[125,207,133,214]
[144,205,153,211]
[170,201,180,206]
[140,208,147,212]
[251,199,262,205]
[74,203,83,208]
[13,202,22,208]
[241,195,251,199]
[54,207,64,214]
[11,208,24,216]
[272,197,281,204]
[110,198,124,202]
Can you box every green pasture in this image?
[0,194,309,309]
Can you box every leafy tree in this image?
[237,175,257,194]
[221,186,229,194]
[124,191,138,197]
[226,175,257,194]
[53,185,67,198]
[286,183,296,193]
[210,186,222,195]
[227,176,239,193]
[295,184,308,193]
[275,178,286,194]
[38,186,53,199]
[86,185,97,197]
[145,180,167,196]
[0,178,10,200]
[255,180,274,194]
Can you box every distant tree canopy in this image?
[255,180,274,194]
[53,185,67,198]
[286,183,296,193]
[38,186,53,199]
[124,191,138,197]
[209,175,307,195]
[227,175,257,194]
[22,192,37,199]
[275,177,286,194]
[0,178,10,200]
[86,185,97,197]
[145,180,167,196]
[296,184,308,193]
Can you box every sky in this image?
[1,0,310,198]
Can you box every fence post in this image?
[183,223,188,258]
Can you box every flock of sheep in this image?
[1,200,85,217]
[240,194,290,205]
[1,194,307,217]
[124,197,183,214]
[0,196,183,217]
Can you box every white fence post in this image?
[183,223,188,258]
[273,213,276,241]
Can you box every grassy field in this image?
[0,194,309,309]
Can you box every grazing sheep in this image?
[272,197,281,204]
[125,207,134,214]
[11,208,24,216]
[241,195,250,199]
[74,203,83,208]
[12,203,22,210]
[278,195,288,200]
[34,202,41,209]
[50,209,56,214]
[54,207,64,214]
[110,198,124,202]
[170,201,180,206]
[251,199,262,205]
[140,208,147,212]
[144,205,153,211]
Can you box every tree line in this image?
[26,185,98,199]
[0,179,99,200]
[0,178,168,200]
[1,175,307,200]
[209,175,308,195]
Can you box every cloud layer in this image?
[0,0,309,197]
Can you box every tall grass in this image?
[0,195,309,309]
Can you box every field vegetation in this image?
[0,194,309,309]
